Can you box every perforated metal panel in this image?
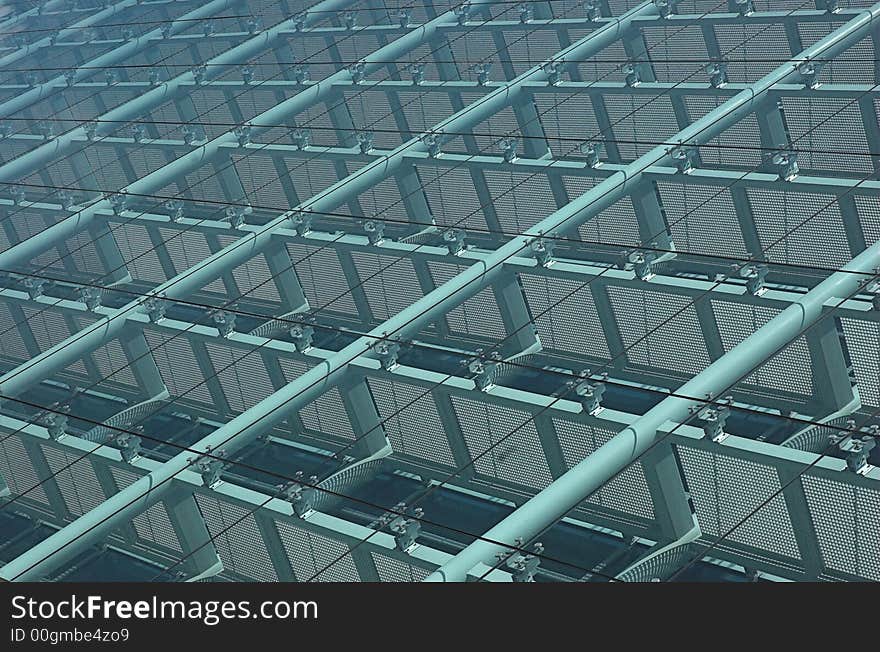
[195,495,278,581]
[519,274,611,360]
[427,261,507,340]
[350,251,424,322]
[274,519,360,582]
[41,446,106,517]
[366,377,456,467]
[0,436,49,506]
[277,357,355,440]
[839,318,879,408]
[286,242,359,316]
[712,301,814,396]
[144,331,215,405]
[204,341,275,414]
[371,553,431,582]
[802,475,880,581]
[607,286,711,375]
[677,446,802,560]
[450,395,553,490]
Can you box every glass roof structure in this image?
[0,0,877,583]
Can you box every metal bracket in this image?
[443,228,466,255]
[114,430,142,463]
[193,449,227,489]
[472,62,491,85]
[706,61,729,88]
[288,320,315,352]
[694,398,731,443]
[372,338,401,370]
[497,540,544,582]
[234,125,251,147]
[569,370,607,416]
[736,263,769,296]
[364,219,384,244]
[77,286,102,311]
[463,350,502,391]
[278,474,318,518]
[579,141,602,167]
[209,310,236,338]
[142,296,168,323]
[530,236,555,267]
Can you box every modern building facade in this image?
[0,0,877,582]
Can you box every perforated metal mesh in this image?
[677,447,802,560]
[450,396,553,490]
[371,553,431,582]
[802,475,880,581]
[274,519,360,582]
[367,378,456,467]
[195,494,277,581]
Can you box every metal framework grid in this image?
[0,0,876,583]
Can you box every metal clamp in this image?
[422,132,442,157]
[543,59,564,86]
[472,62,491,85]
[288,321,315,352]
[357,131,374,153]
[582,0,601,21]
[530,236,555,267]
[343,11,357,29]
[233,125,252,149]
[624,63,641,87]
[706,61,728,88]
[289,210,313,235]
[498,540,544,582]
[293,66,310,86]
[768,147,799,181]
[165,199,184,222]
[77,286,102,311]
[671,146,696,174]
[695,399,731,443]
[464,350,502,391]
[350,61,366,84]
[580,141,602,167]
[226,206,247,229]
[41,408,68,440]
[193,450,227,488]
[388,506,423,552]
[569,371,607,416]
[500,138,517,162]
[398,9,412,28]
[443,228,466,255]
[278,476,317,518]
[142,296,168,323]
[291,128,311,149]
[209,310,236,338]
[364,219,384,244]
[736,263,768,296]
[409,63,424,85]
[627,248,657,280]
[115,431,142,463]
[373,338,401,370]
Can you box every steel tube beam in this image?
[0,0,356,183]
[0,0,241,120]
